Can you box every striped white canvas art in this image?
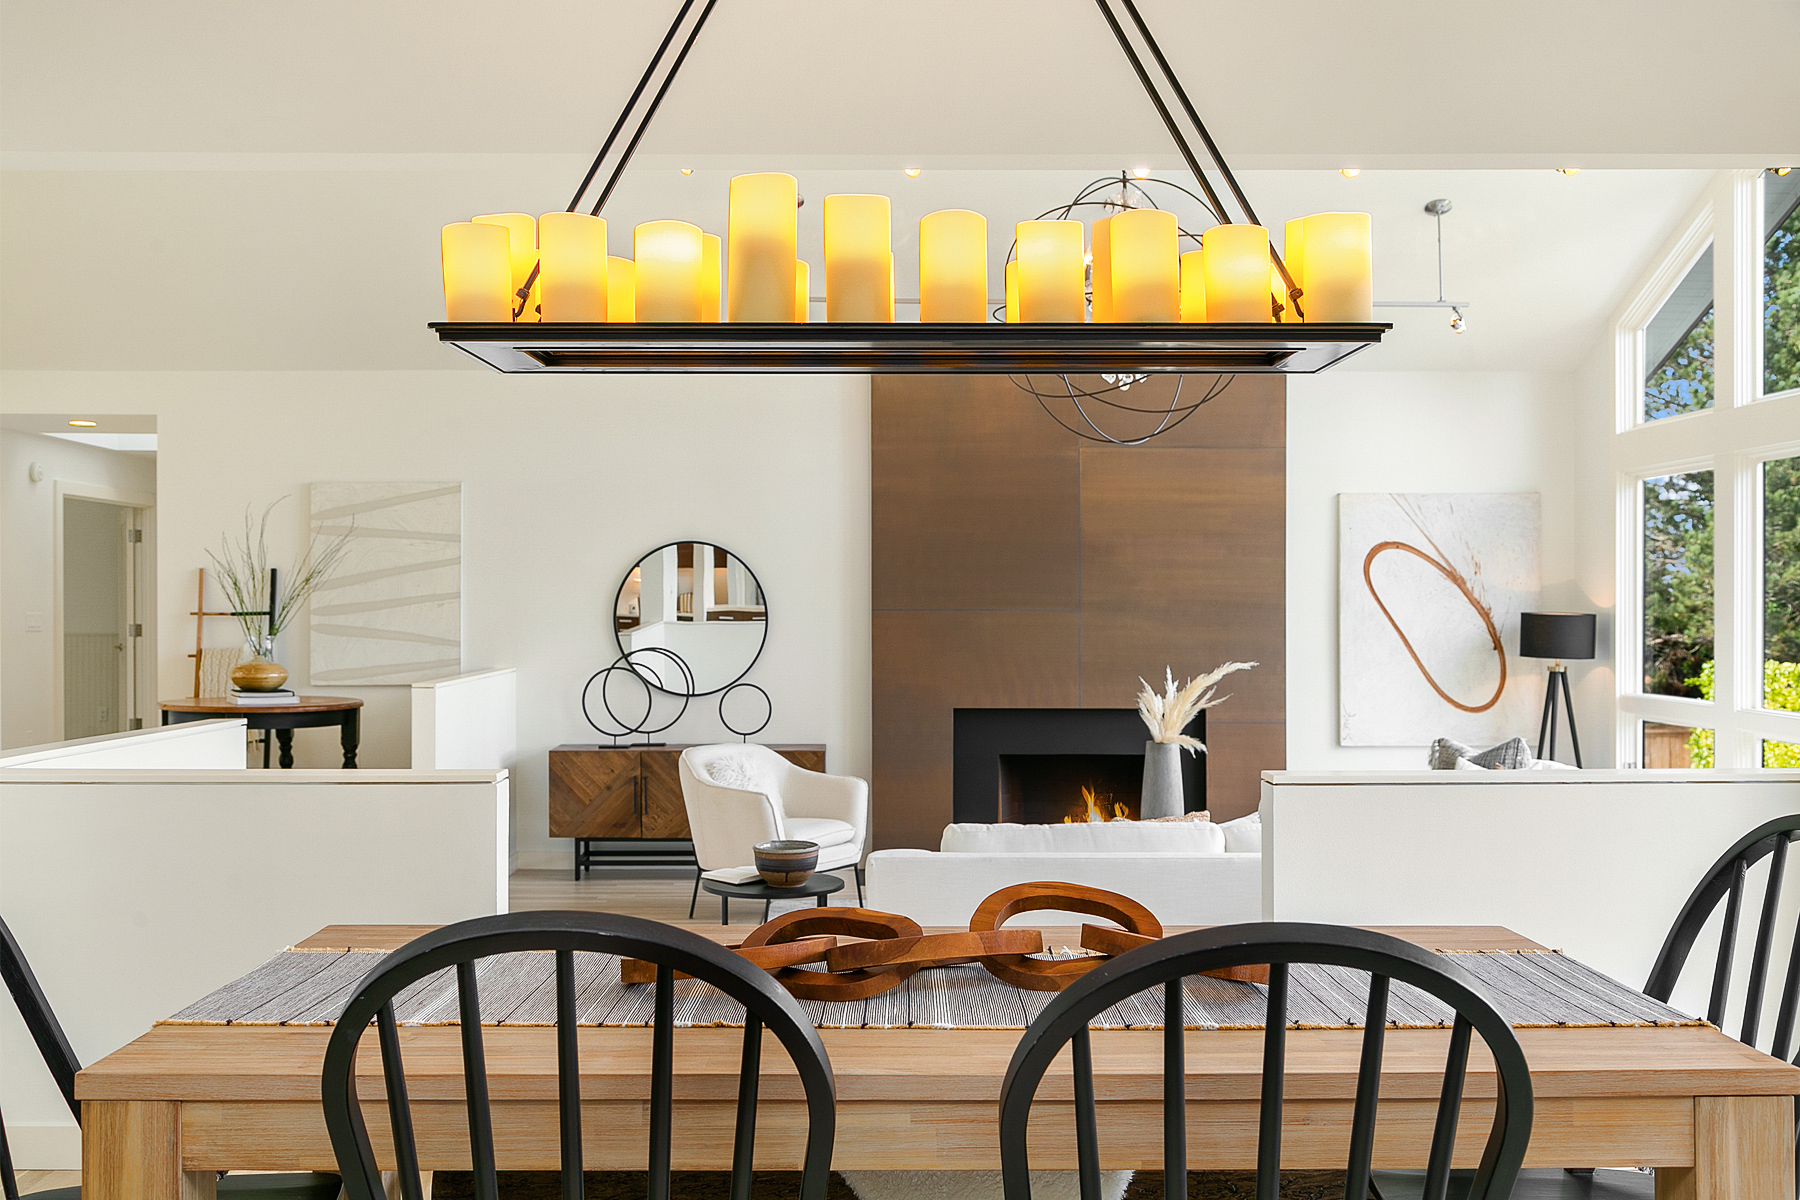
[308,483,462,686]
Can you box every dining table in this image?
[74,924,1800,1200]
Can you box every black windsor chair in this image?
[0,916,339,1200]
[1643,814,1800,1188]
[320,910,837,1200]
[998,923,1535,1200]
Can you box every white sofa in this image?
[677,744,870,888]
[865,813,1262,927]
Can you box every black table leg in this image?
[340,710,359,769]
[720,895,729,925]
[276,729,295,769]
[764,900,772,923]
[262,732,272,769]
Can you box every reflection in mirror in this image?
[615,541,767,696]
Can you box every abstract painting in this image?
[308,483,462,686]
[1339,492,1539,746]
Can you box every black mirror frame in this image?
[613,539,768,698]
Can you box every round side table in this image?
[701,873,844,925]
[160,696,363,768]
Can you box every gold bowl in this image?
[230,659,290,692]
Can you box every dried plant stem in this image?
[1136,662,1258,753]
[206,498,352,649]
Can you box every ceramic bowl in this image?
[753,839,819,887]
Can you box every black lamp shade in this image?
[1519,612,1596,660]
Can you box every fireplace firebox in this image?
[953,709,1205,825]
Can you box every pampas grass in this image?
[1136,662,1258,753]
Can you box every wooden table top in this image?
[159,696,364,714]
[74,924,1800,1107]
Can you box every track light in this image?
[1449,309,1467,334]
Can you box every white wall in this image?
[1284,371,1600,768]
[0,429,156,750]
[0,370,871,869]
[0,767,509,1168]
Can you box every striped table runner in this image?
[162,946,1699,1032]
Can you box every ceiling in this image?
[2,1,1795,168]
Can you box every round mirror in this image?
[614,541,767,697]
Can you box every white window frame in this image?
[1614,170,1800,767]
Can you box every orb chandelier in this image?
[430,0,1388,377]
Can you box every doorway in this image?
[57,490,151,739]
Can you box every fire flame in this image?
[1063,786,1133,823]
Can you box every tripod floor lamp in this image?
[1520,612,1597,766]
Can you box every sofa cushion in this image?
[785,817,858,849]
[1216,811,1262,853]
[940,819,1224,855]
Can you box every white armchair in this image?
[677,744,869,916]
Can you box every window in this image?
[1643,471,1713,697]
[1766,170,1800,397]
[1614,172,1800,769]
[1644,721,1712,768]
[1767,455,1799,714]
[1643,247,1714,420]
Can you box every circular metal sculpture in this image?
[719,682,772,741]
[579,648,694,743]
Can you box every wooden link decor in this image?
[618,882,1265,999]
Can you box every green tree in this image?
[1767,456,1800,663]
[1767,187,1800,395]
[1645,471,1714,696]
[1645,308,1714,419]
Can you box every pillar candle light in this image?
[794,260,811,322]
[1296,211,1372,322]
[1282,217,1307,319]
[473,213,538,321]
[1015,219,1085,322]
[727,173,798,322]
[634,220,705,321]
[536,212,608,322]
[918,209,987,322]
[1005,261,1018,323]
[1089,215,1113,322]
[1201,223,1273,323]
[825,194,893,322]
[1108,208,1178,322]
[441,222,513,321]
[701,232,722,322]
[607,257,636,322]
[1179,249,1206,323]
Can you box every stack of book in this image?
[230,688,298,706]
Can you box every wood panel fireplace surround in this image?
[954,708,1204,825]
[873,373,1284,848]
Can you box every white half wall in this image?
[1284,371,1593,769]
[0,767,509,1168]
[0,718,244,768]
[1262,770,1800,1010]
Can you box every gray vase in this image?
[1140,740,1184,819]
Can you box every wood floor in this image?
[508,866,866,928]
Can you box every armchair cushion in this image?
[785,817,859,849]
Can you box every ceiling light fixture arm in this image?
[1098,0,1303,318]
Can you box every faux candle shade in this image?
[795,260,811,322]
[1296,212,1372,322]
[1282,217,1307,315]
[473,213,538,321]
[1179,249,1206,323]
[606,257,636,322]
[727,173,798,322]
[825,194,893,322]
[1108,208,1179,322]
[441,222,513,322]
[536,212,608,323]
[1005,261,1018,323]
[918,209,988,323]
[1202,223,1273,323]
[1015,220,1085,322]
[1089,215,1113,322]
[634,220,705,322]
[701,233,722,323]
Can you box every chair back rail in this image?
[997,923,1534,1200]
[2,915,84,1200]
[319,911,836,1200]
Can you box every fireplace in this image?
[953,709,1205,825]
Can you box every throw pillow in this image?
[707,756,773,794]
[1428,736,1530,770]
[1217,811,1261,853]
[1453,756,1491,770]
[1139,810,1213,823]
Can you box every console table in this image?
[159,696,362,769]
[548,743,825,878]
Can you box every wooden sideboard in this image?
[549,743,826,878]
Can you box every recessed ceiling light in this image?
[904,168,921,177]
[1339,168,1360,179]
[1131,167,1152,179]
[1556,168,1581,176]
[679,168,694,175]
[67,419,97,427]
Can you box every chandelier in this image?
[431,0,1388,378]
